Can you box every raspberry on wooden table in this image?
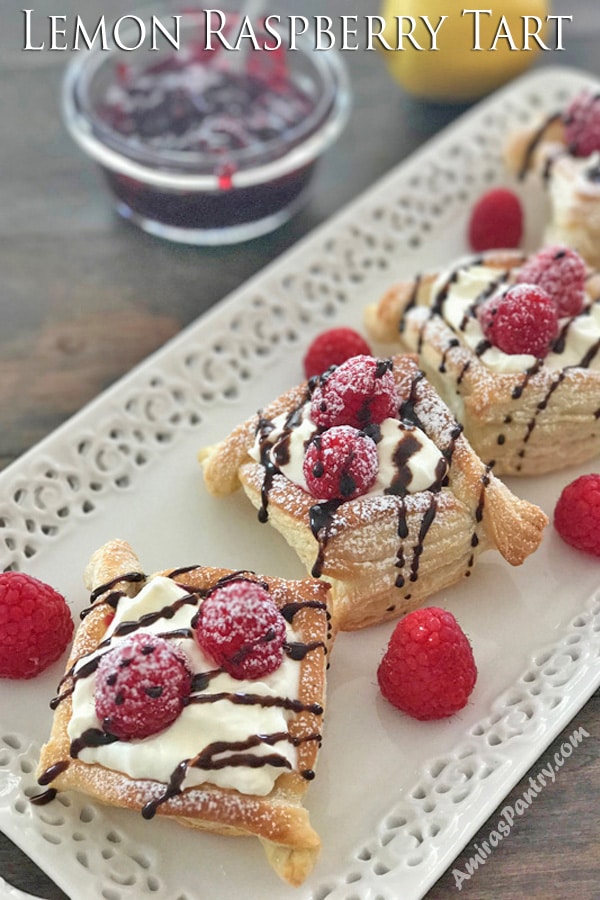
[467,187,523,252]
[310,355,399,430]
[193,579,287,680]
[516,245,586,318]
[563,90,600,158]
[554,473,600,557]
[303,425,379,501]
[303,327,372,380]
[0,572,73,680]
[95,633,192,740]
[477,283,558,358]
[377,607,477,720]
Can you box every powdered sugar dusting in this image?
[303,425,379,500]
[515,245,586,317]
[310,355,398,429]
[195,580,286,680]
[95,632,191,740]
[68,575,310,797]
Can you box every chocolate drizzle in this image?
[395,496,408,587]
[254,399,310,523]
[70,727,119,758]
[517,111,562,180]
[37,570,328,810]
[141,729,322,820]
[407,251,600,469]
[30,788,58,806]
[89,571,146,604]
[309,500,343,578]
[409,494,438,583]
[33,759,70,802]
[399,274,423,334]
[112,591,198,638]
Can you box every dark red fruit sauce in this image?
[95,46,320,235]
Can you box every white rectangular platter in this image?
[0,66,599,900]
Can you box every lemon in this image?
[379,0,549,102]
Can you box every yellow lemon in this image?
[379,0,549,102]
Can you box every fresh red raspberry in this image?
[310,355,398,430]
[303,328,372,380]
[194,580,286,680]
[303,425,379,500]
[563,91,600,157]
[477,283,558,357]
[0,573,73,680]
[467,188,523,252]
[516,245,586,318]
[95,633,192,740]
[377,607,477,720]
[553,473,600,557]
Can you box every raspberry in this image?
[477,283,558,357]
[516,246,586,318]
[310,355,398,430]
[95,633,192,740]
[554,473,600,557]
[563,91,600,158]
[377,607,477,720]
[303,425,379,500]
[0,573,73,680]
[194,580,286,680]
[467,188,523,252]
[303,328,372,380]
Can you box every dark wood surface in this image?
[1,2,599,898]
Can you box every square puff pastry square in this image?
[504,96,600,269]
[35,539,333,887]
[199,354,546,631]
[364,250,600,476]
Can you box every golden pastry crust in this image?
[36,540,334,887]
[199,355,547,631]
[504,109,600,269]
[364,252,600,476]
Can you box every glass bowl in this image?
[61,5,352,245]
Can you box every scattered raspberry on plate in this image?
[303,425,379,500]
[516,245,586,318]
[303,327,372,380]
[477,283,558,357]
[310,355,398,429]
[0,572,73,679]
[554,473,600,557]
[467,187,523,252]
[563,90,600,158]
[95,633,192,740]
[377,607,477,720]
[194,579,287,680]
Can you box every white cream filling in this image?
[250,408,446,496]
[69,576,301,797]
[425,262,600,374]
[370,417,446,494]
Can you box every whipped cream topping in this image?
[250,406,447,498]
[420,261,600,373]
[68,575,302,797]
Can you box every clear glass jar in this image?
[62,5,351,244]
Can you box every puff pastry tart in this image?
[504,88,600,268]
[35,539,333,886]
[364,248,600,476]
[199,354,546,631]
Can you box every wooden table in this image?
[1,2,598,897]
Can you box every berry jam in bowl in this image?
[62,6,351,244]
